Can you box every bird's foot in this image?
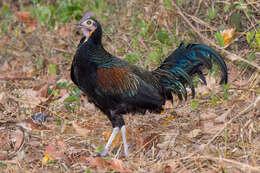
[91,148,109,157]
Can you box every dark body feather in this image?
[71,19,228,128]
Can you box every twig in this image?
[0,77,35,81]
[170,2,260,72]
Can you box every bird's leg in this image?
[121,125,130,157]
[100,127,119,157]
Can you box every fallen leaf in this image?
[200,112,218,121]
[164,164,177,173]
[142,133,159,150]
[108,158,132,173]
[0,92,7,104]
[214,111,229,123]
[221,28,235,46]
[56,136,67,153]
[202,122,224,134]
[89,157,106,171]
[15,11,37,27]
[14,129,24,150]
[72,121,91,137]
[187,129,201,138]
[45,142,64,159]
[21,117,47,130]
[37,84,49,98]
[17,89,48,108]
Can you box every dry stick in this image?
[0,77,35,81]
[170,2,260,72]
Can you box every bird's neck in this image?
[89,25,102,45]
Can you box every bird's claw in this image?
[91,148,109,157]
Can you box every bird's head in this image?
[75,11,101,42]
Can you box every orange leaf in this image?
[15,11,37,27]
[221,28,235,46]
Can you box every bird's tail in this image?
[153,42,228,101]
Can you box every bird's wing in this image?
[96,66,140,97]
[96,66,163,104]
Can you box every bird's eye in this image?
[86,20,92,25]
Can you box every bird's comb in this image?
[80,11,94,23]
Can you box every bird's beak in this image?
[74,23,82,27]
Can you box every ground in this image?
[0,0,260,172]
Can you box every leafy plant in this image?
[190,100,199,110]
[125,53,140,63]
[208,7,216,20]
[222,83,230,100]
[211,93,217,105]
[0,5,13,32]
[215,32,225,47]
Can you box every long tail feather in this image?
[154,42,228,101]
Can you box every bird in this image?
[71,11,228,157]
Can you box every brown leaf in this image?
[108,158,132,173]
[89,157,106,171]
[0,92,7,105]
[72,121,91,137]
[214,111,230,123]
[23,118,47,130]
[164,163,177,173]
[200,112,218,121]
[17,89,48,108]
[229,65,239,82]
[14,129,24,150]
[37,84,49,98]
[45,143,64,159]
[56,136,67,153]
[15,11,37,27]
[202,122,224,134]
[143,133,159,150]
[186,129,201,138]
